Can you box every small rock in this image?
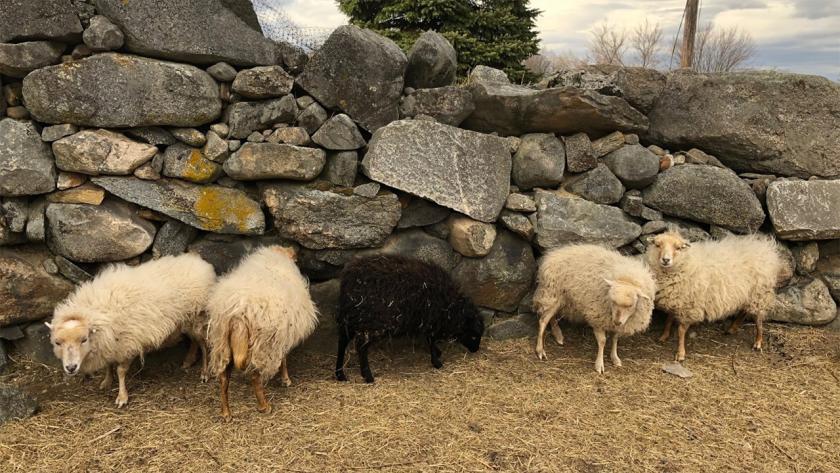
[792,242,819,275]
[202,130,229,163]
[683,148,725,168]
[70,44,92,59]
[169,127,206,147]
[207,62,238,82]
[267,126,311,146]
[448,215,497,257]
[296,96,316,109]
[399,86,475,127]
[24,199,46,242]
[564,164,625,205]
[46,183,105,205]
[505,193,537,213]
[532,190,641,249]
[648,145,666,156]
[133,161,161,180]
[246,131,265,143]
[0,384,38,424]
[766,180,840,241]
[353,182,380,198]
[228,140,241,152]
[0,119,56,196]
[225,95,298,139]
[1,198,28,233]
[603,144,660,189]
[322,151,358,187]
[769,277,837,325]
[152,219,197,258]
[231,66,294,99]
[12,323,57,367]
[126,126,177,146]
[3,82,22,106]
[54,255,93,283]
[5,106,29,119]
[624,133,639,145]
[397,198,450,229]
[404,31,457,89]
[52,129,157,176]
[41,124,78,142]
[161,144,222,184]
[224,143,326,181]
[591,131,624,158]
[312,114,366,150]
[0,245,73,326]
[499,210,534,240]
[210,123,230,138]
[641,220,668,235]
[512,133,565,190]
[297,102,328,135]
[563,132,596,173]
[662,362,693,378]
[486,314,537,340]
[82,15,124,52]
[0,41,64,78]
[373,229,460,272]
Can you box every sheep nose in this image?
[64,364,78,375]
[661,257,671,266]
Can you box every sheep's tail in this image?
[230,318,250,371]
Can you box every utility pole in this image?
[680,0,699,68]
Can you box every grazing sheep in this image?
[647,230,782,361]
[207,246,318,421]
[48,253,216,407]
[533,244,655,374]
[335,254,484,383]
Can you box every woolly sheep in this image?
[207,246,318,421]
[48,253,216,407]
[533,244,655,374]
[647,230,782,361]
[335,254,484,383]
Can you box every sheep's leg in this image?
[752,314,764,351]
[99,364,113,391]
[535,311,554,360]
[610,333,622,367]
[279,358,292,387]
[182,338,199,369]
[251,372,272,414]
[219,363,232,422]
[335,330,352,382]
[727,312,747,335]
[593,328,607,374]
[676,321,689,362]
[429,338,443,369]
[658,313,674,343]
[355,336,375,384]
[115,359,131,408]
[549,318,564,346]
[198,338,209,383]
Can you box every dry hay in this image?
[1,320,839,473]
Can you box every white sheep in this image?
[207,245,318,421]
[48,253,216,407]
[533,244,656,373]
[647,230,782,361]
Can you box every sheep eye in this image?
[54,341,62,346]
[81,337,88,343]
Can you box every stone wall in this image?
[1,0,839,362]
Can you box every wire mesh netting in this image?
[251,0,337,51]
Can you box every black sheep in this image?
[335,254,485,383]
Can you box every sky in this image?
[260,0,840,79]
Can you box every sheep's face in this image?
[605,280,651,326]
[457,299,484,353]
[649,231,690,269]
[46,317,93,376]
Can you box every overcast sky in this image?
[264,0,840,79]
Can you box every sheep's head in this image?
[456,298,484,353]
[269,245,297,262]
[46,316,94,376]
[648,231,690,269]
[604,279,652,327]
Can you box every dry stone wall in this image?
[1,0,840,361]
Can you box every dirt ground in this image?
[1,320,839,473]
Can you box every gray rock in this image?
[505,193,537,213]
[207,62,238,82]
[25,198,46,242]
[5,106,29,120]
[53,129,157,176]
[1,198,28,233]
[0,245,74,326]
[499,210,534,240]
[512,133,565,190]
[226,95,298,139]
[322,151,358,187]
[469,65,510,85]
[647,70,840,178]
[231,66,295,99]
[263,183,401,250]
[187,234,279,274]
[12,323,58,367]
[23,53,221,127]
[663,217,711,242]
[625,133,639,145]
[792,242,820,275]
[296,25,407,132]
[768,278,837,325]
[227,140,241,152]
[161,144,223,184]
[404,31,457,89]
[399,86,475,127]
[532,190,641,249]
[224,143,325,181]
[603,144,660,189]
[246,131,265,143]
[267,127,311,146]
[563,132,596,173]
[56,172,86,190]
[591,131,625,158]
[202,130,230,163]
[486,314,537,340]
[564,164,625,205]
[312,114,366,150]
[210,123,230,138]
[126,126,178,146]
[641,220,668,235]
[40,124,78,143]
[452,231,535,312]
[447,215,497,257]
[363,119,511,223]
[373,228,460,272]
[816,254,840,303]
[766,180,840,241]
[0,41,65,78]
[82,15,123,51]
[397,198,450,229]
[0,0,83,43]
[546,65,666,114]
[152,219,197,258]
[682,148,725,168]
[353,182,380,198]
[462,82,648,137]
[661,361,693,379]
[91,176,265,235]
[95,0,279,66]
[46,183,106,205]
[46,200,156,262]
[0,119,56,196]
[643,165,765,233]
[0,384,38,424]
[296,96,316,109]
[169,128,206,147]
[54,255,92,283]
[297,102,329,136]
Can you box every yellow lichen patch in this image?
[180,149,219,183]
[192,186,260,233]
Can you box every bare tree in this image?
[523,51,556,76]
[524,49,587,76]
[630,19,664,68]
[677,22,756,72]
[587,22,627,66]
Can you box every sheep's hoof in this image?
[658,334,670,343]
[594,360,605,374]
[221,412,232,423]
[432,360,443,369]
[335,372,348,382]
[675,353,686,362]
[99,379,111,391]
[281,378,292,387]
[536,350,547,361]
[752,343,763,352]
[363,376,375,384]
[257,404,272,414]
[611,356,622,367]
[200,373,209,383]
[115,395,128,408]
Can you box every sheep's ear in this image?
[638,292,652,302]
[603,278,616,288]
[44,322,53,330]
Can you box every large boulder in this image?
[0,0,82,43]
[602,144,660,189]
[46,200,156,263]
[225,96,298,139]
[94,0,278,66]
[642,164,765,233]
[404,31,457,89]
[371,229,460,272]
[766,180,840,241]
[224,143,325,181]
[263,183,401,250]
[564,164,624,205]
[546,65,666,114]
[91,176,265,235]
[0,119,56,196]
[362,119,511,222]
[296,25,407,132]
[512,133,565,190]
[768,278,837,326]
[397,198,450,229]
[0,384,38,425]
[311,114,366,151]
[52,129,157,176]
[647,70,840,178]
[399,86,475,127]
[462,82,649,137]
[451,231,536,312]
[0,41,65,78]
[23,53,221,127]
[0,245,74,326]
[532,190,641,249]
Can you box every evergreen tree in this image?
[336,0,541,80]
